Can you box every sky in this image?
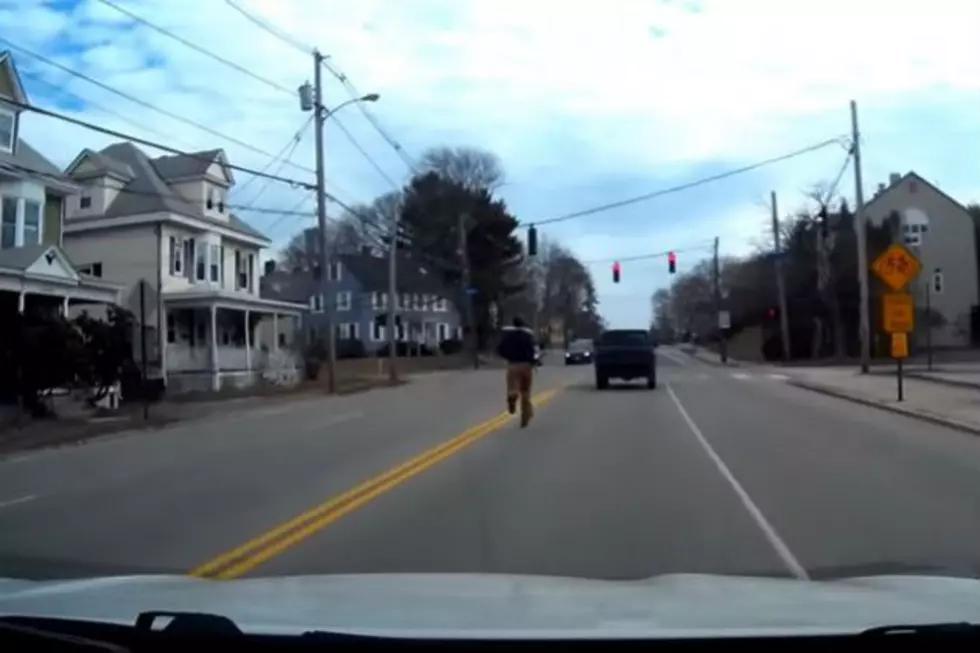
[2,0,978,328]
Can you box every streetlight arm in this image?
[321,94,379,120]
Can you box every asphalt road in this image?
[4,348,980,581]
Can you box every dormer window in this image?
[0,108,14,154]
[218,192,225,213]
[80,195,92,209]
[206,187,215,210]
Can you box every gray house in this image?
[262,233,461,354]
[865,171,978,348]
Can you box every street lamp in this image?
[301,51,381,393]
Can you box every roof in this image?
[0,50,27,105]
[66,142,266,242]
[865,171,971,217]
[260,269,311,303]
[0,243,79,272]
[151,149,226,182]
[0,138,67,179]
[337,253,449,293]
[66,148,135,181]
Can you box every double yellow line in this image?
[189,387,560,580]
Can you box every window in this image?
[328,261,342,281]
[395,322,406,341]
[372,321,386,342]
[434,297,448,312]
[438,323,449,341]
[79,195,92,209]
[209,244,220,282]
[206,187,214,210]
[21,200,40,245]
[0,108,13,153]
[218,192,225,213]
[1,197,16,248]
[372,291,387,309]
[933,271,944,294]
[310,294,323,313]
[247,253,255,291]
[336,291,352,311]
[183,238,195,280]
[412,293,422,310]
[196,242,207,281]
[219,245,226,285]
[78,262,103,278]
[399,293,410,310]
[169,236,182,275]
[337,322,360,340]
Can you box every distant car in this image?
[593,329,656,390]
[564,339,593,365]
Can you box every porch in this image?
[0,244,122,316]
[163,290,304,393]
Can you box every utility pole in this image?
[310,50,336,392]
[387,217,399,383]
[772,191,791,361]
[851,99,871,373]
[458,212,478,369]
[712,237,728,363]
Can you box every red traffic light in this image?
[667,251,676,264]
[612,261,621,273]
[612,261,621,283]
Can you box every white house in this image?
[0,50,120,319]
[61,141,305,393]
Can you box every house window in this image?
[0,197,16,248]
[0,108,13,153]
[337,322,360,340]
[328,261,342,281]
[78,262,103,278]
[219,245,226,285]
[372,321,386,342]
[372,291,387,309]
[933,271,944,294]
[183,238,195,279]
[435,297,448,312]
[206,187,214,210]
[395,322,406,341]
[336,291,352,311]
[218,192,225,213]
[196,243,207,281]
[438,323,449,341]
[209,244,220,282]
[310,294,323,313]
[247,253,255,291]
[412,293,422,310]
[79,195,92,210]
[21,200,40,245]
[399,293,410,310]
[169,236,182,275]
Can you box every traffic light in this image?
[667,251,676,274]
[612,261,621,283]
[527,225,538,256]
[766,307,777,319]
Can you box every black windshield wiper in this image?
[862,622,980,637]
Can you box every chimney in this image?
[889,172,901,186]
[264,260,275,276]
[876,182,886,196]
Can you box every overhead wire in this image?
[528,137,849,228]
[7,99,314,190]
[237,119,312,206]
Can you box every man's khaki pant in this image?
[506,362,534,425]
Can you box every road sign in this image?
[718,310,731,330]
[891,332,909,359]
[881,291,914,333]
[871,243,921,291]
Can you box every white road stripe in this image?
[666,383,810,580]
[0,495,37,510]
[768,373,789,381]
[731,372,752,380]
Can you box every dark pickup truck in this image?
[593,329,657,390]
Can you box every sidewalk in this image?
[787,366,980,435]
[680,344,743,367]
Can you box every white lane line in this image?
[665,383,809,580]
[0,495,37,510]
[768,373,790,381]
[731,372,752,380]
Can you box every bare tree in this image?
[419,146,505,192]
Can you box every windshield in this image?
[2,0,979,638]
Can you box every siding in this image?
[42,193,60,246]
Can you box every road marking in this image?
[665,383,809,580]
[768,374,789,381]
[0,495,37,510]
[190,388,561,580]
[731,372,752,380]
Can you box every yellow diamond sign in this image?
[871,244,921,291]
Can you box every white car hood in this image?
[1,573,979,639]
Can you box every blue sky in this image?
[2,0,978,327]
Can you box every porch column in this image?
[61,297,69,317]
[272,313,279,351]
[210,305,219,391]
[17,291,25,314]
[244,309,251,372]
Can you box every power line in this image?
[223,0,312,55]
[330,118,401,188]
[0,37,316,177]
[8,98,315,190]
[529,137,848,228]
[95,0,296,95]
[235,116,312,202]
[267,194,315,232]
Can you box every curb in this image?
[786,379,980,437]
[904,372,980,392]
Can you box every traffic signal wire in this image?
[526,136,849,229]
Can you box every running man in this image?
[496,316,537,427]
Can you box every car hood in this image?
[2,573,980,638]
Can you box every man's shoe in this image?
[507,396,517,414]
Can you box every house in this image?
[0,51,120,320]
[60,140,306,393]
[864,171,978,348]
[262,228,461,353]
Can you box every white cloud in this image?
[2,0,977,327]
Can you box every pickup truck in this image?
[593,329,657,390]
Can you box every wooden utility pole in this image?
[772,191,791,361]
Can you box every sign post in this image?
[871,244,921,402]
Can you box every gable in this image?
[25,247,80,281]
[0,52,27,105]
[205,152,234,185]
[866,173,971,224]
